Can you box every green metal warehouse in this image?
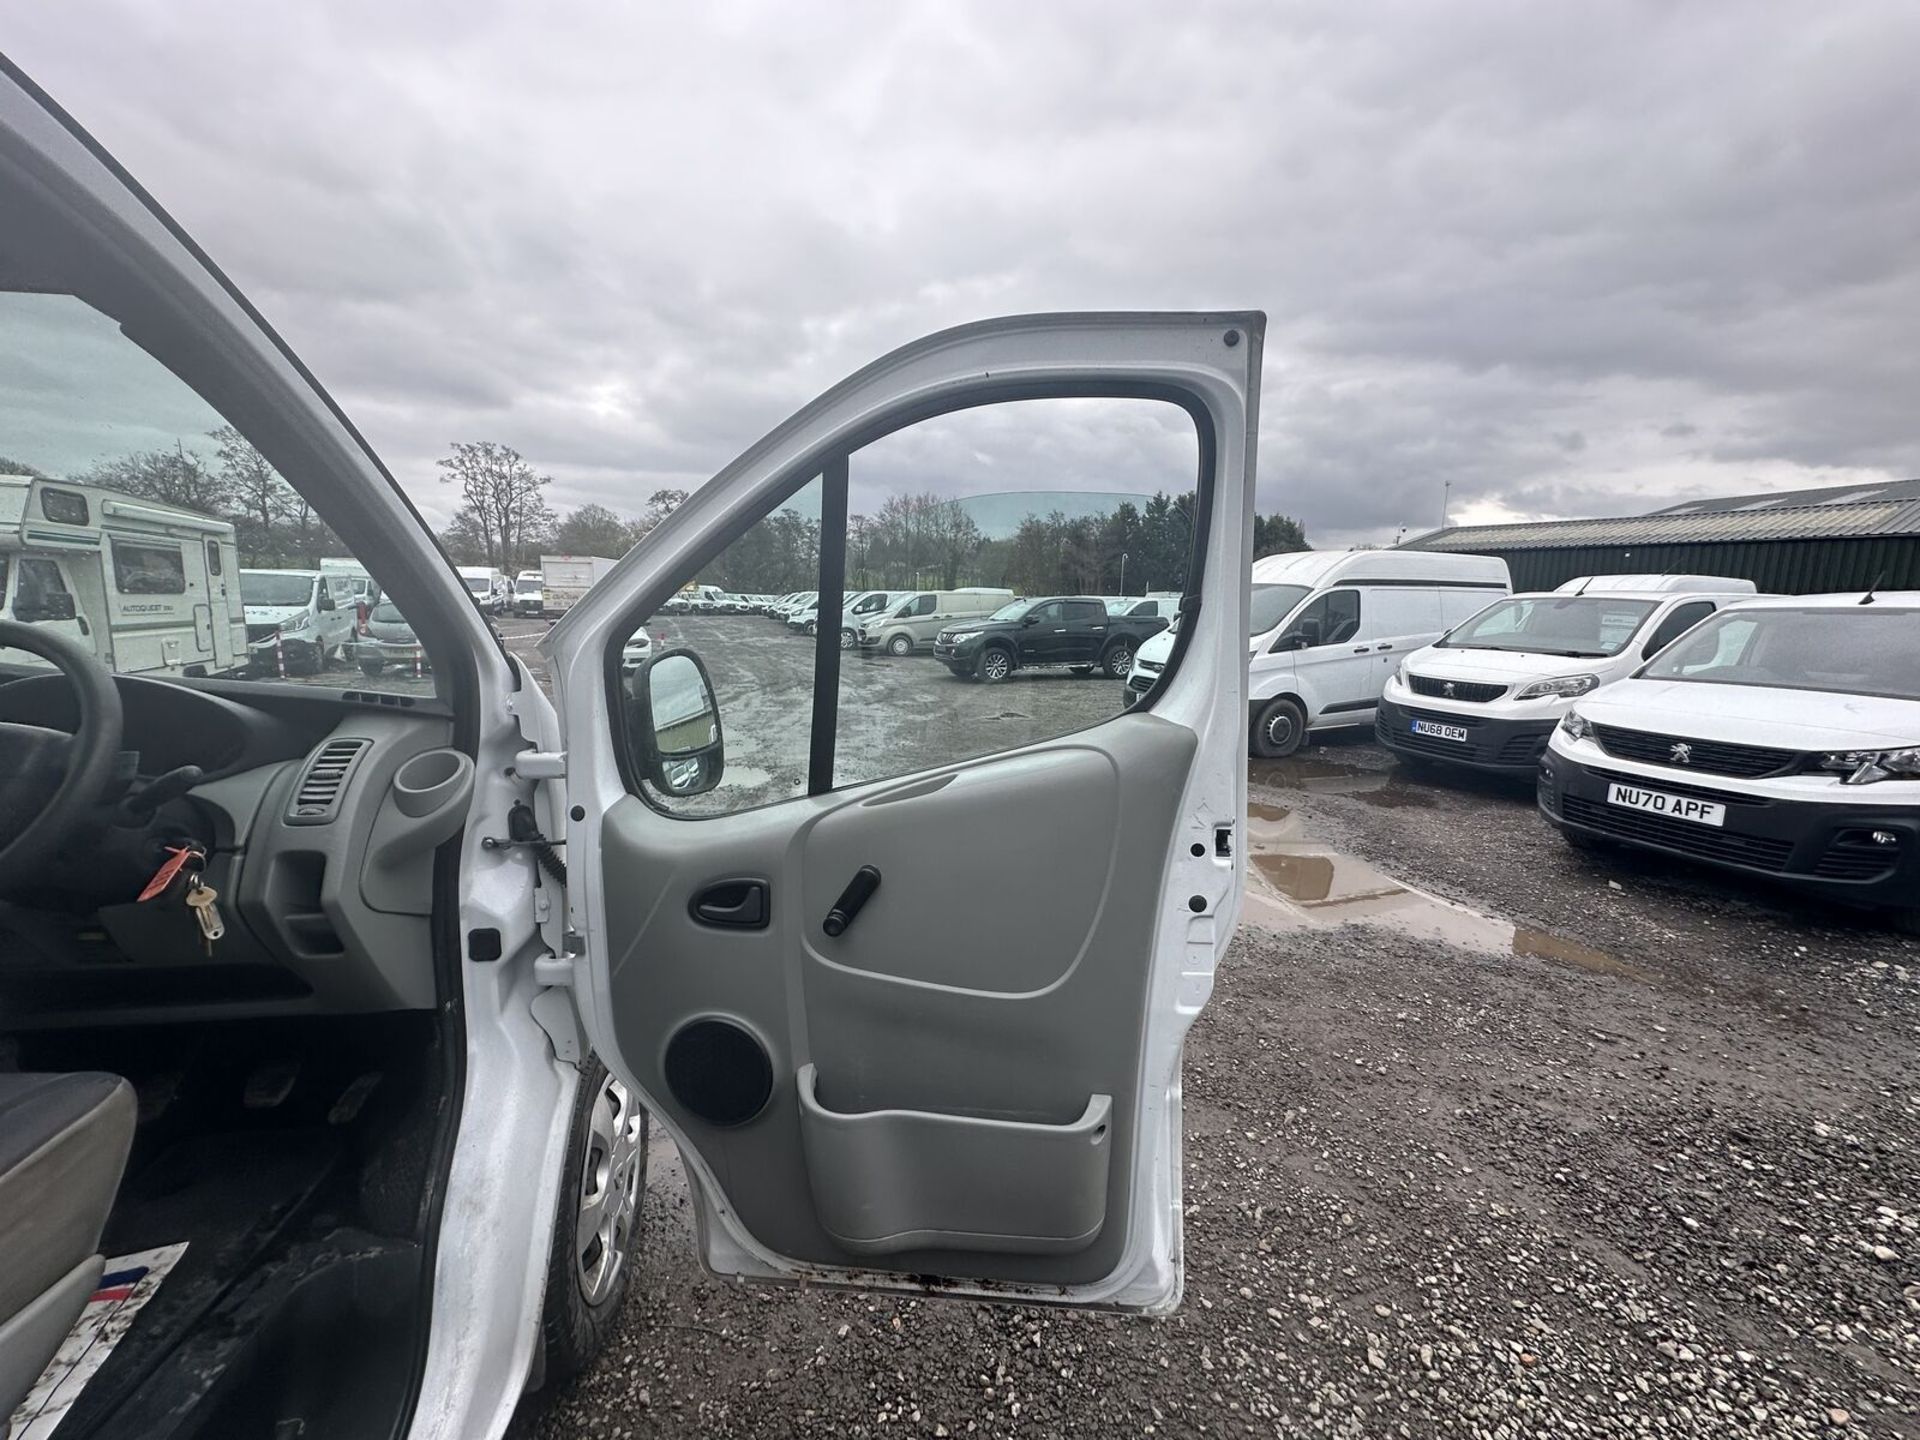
[1400,477,1920,594]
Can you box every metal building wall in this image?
[1478,538,1919,595]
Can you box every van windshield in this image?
[1438,596,1656,657]
[1251,584,1310,636]
[1643,606,1920,701]
[516,577,541,595]
[241,573,316,606]
[463,576,492,596]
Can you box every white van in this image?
[240,568,358,673]
[833,589,904,647]
[1540,592,1920,929]
[1378,574,1760,773]
[1236,550,1510,757]
[0,475,247,678]
[456,564,509,614]
[854,587,1017,656]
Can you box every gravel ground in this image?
[522,723,1919,1439]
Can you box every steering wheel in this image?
[0,620,124,894]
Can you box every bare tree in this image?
[552,503,639,559]
[212,425,293,562]
[436,442,554,572]
[83,443,231,514]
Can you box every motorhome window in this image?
[1251,584,1310,636]
[205,540,222,575]
[112,540,186,595]
[40,487,89,525]
[241,572,317,606]
[1440,596,1656,657]
[1643,606,1920,701]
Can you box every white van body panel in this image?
[1552,573,1757,595]
[1246,550,1510,732]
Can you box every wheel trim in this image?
[1109,646,1132,674]
[1263,709,1297,749]
[576,1074,644,1305]
[983,650,1010,679]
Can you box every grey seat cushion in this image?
[0,1072,135,1320]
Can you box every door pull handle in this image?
[822,865,881,937]
[1376,643,1393,651]
[1351,646,1371,653]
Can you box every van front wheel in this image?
[1251,697,1307,758]
[886,635,913,657]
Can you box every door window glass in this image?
[14,558,72,624]
[205,539,223,576]
[1643,600,1714,657]
[620,396,1222,817]
[1286,589,1361,647]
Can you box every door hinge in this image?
[529,963,584,1065]
[511,750,566,780]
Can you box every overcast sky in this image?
[9,2,1919,547]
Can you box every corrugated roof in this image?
[1653,476,1920,516]
[1405,497,1920,552]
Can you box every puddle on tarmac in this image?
[1241,803,1650,983]
[1248,755,1434,808]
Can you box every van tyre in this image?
[1101,642,1134,678]
[540,1055,648,1387]
[1250,697,1306,758]
[886,635,913,657]
[840,629,856,650]
[977,646,1014,683]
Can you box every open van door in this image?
[542,313,1261,1310]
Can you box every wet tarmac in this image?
[1242,752,1651,984]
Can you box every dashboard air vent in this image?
[286,737,372,825]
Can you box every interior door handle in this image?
[822,865,881,938]
[690,879,769,930]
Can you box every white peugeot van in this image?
[1235,550,1510,757]
[1539,593,1920,929]
[1378,574,1760,775]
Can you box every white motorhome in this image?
[0,474,245,677]
[1378,574,1760,773]
[1126,549,1509,755]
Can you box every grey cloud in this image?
[6,0,1918,541]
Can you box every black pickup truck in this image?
[932,596,1170,682]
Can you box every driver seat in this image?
[0,1072,135,1417]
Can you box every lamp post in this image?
[1119,552,1128,596]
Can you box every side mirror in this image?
[633,649,724,796]
[1022,613,1042,627]
[318,591,336,612]
[17,592,77,623]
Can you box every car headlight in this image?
[1820,746,1920,785]
[946,629,981,643]
[1559,709,1594,742]
[281,614,311,634]
[1394,659,1410,685]
[1516,674,1600,701]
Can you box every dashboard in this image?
[0,671,468,1029]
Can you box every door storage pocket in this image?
[796,1064,1112,1257]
